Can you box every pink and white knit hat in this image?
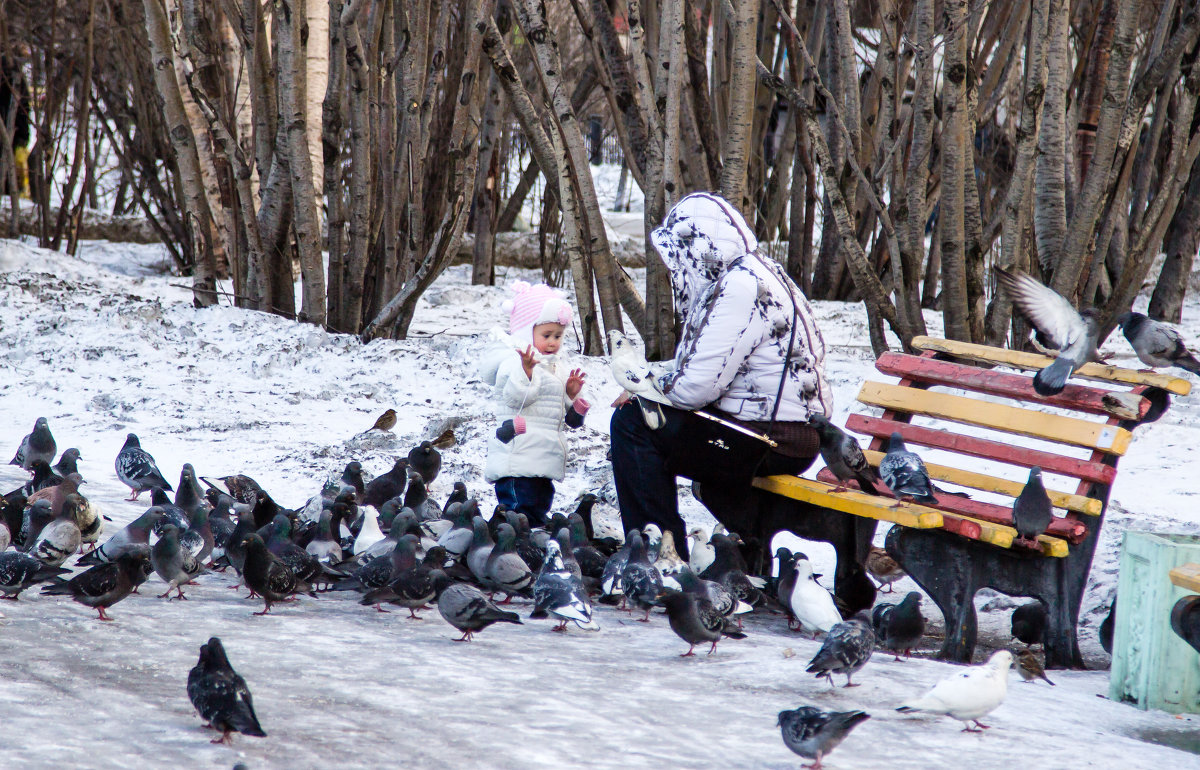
[503,281,572,344]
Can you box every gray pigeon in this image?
[775,548,799,628]
[76,506,165,565]
[676,567,752,621]
[1013,467,1053,543]
[10,417,56,470]
[359,536,437,618]
[777,706,870,769]
[114,433,173,501]
[600,529,636,601]
[361,458,408,509]
[40,551,150,620]
[1011,601,1047,646]
[995,267,1100,395]
[531,538,597,631]
[806,610,876,687]
[872,591,925,660]
[810,414,880,495]
[621,530,664,621]
[466,515,496,583]
[879,433,937,505]
[174,464,209,518]
[436,503,475,559]
[443,481,468,513]
[1117,312,1200,373]
[436,579,522,641]
[29,494,83,567]
[402,469,440,521]
[658,589,746,656]
[152,524,204,600]
[19,499,54,551]
[305,510,343,568]
[187,637,267,744]
[483,523,534,599]
[0,551,70,599]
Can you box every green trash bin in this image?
[1109,531,1200,714]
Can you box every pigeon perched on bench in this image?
[879,433,937,507]
[994,267,1100,396]
[810,414,880,495]
[1012,467,1053,545]
[1116,312,1200,374]
[777,706,870,770]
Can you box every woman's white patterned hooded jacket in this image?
[650,192,833,422]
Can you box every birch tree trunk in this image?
[1034,0,1069,277]
[718,0,760,215]
[305,0,328,214]
[939,0,970,341]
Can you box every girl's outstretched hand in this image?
[566,368,587,400]
[520,346,538,379]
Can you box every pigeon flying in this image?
[608,330,669,429]
[994,267,1100,395]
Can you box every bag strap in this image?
[766,261,800,438]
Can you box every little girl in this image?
[480,282,589,525]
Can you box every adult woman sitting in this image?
[610,192,833,562]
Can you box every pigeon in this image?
[553,529,585,588]
[0,519,9,552]
[1117,312,1200,373]
[114,433,173,501]
[362,458,408,509]
[368,408,397,432]
[466,516,496,583]
[700,533,763,607]
[1015,648,1055,685]
[436,578,523,641]
[1012,467,1053,544]
[608,329,669,429]
[810,414,880,495]
[403,469,440,521]
[77,507,165,565]
[20,460,59,496]
[687,526,716,574]
[443,481,468,514]
[787,554,843,635]
[359,536,436,617]
[508,513,544,572]
[181,505,215,564]
[436,503,475,559]
[896,649,1014,731]
[152,524,204,600]
[0,552,70,599]
[207,496,238,564]
[187,637,267,744]
[879,432,937,506]
[620,530,664,621]
[150,488,190,534]
[531,538,597,631]
[994,266,1100,396]
[408,441,442,486]
[641,523,663,562]
[775,548,798,619]
[1011,601,1047,646]
[339,461,366,498]
[264,515,323,584]
[865,547,905,592]
[10,417,56,470]
[676,567,752,621]
[305,510,343,569]
[41,552,150,620]
[1099,595,1116,654]
[777,706,870,770]
[53,447,82,479]
[29,494,83,567]
[239,533,315,615]
[872,591,925,660]
[20,498,54,549]
[25,471,85,518]
[566,513,607,581]
[657,589,746,656]
[174,464,210,519]
[483,523,534,600]
[653,530,688,590]
[805,610,876,687]
[600,529,636,602]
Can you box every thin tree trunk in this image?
[472,65,507,286]
[939,0,970,341]
[1034,0,1069,276]
[1149,152,1200,322]
[718,0,760,214]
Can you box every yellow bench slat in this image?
[941,514,1068,557]
[1169,563,1200,593]
[751,476,944,528]
[910,336,1192,396]
[858,381,1133,455]
[861,450,1102,516]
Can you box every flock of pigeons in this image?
[2,411,1086,766]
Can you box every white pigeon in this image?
[687,526,716,575]
[608,330,671,429]
[351,510,385,555]
[787,554,843,634]
[896,650,1014,732]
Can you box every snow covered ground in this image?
[1,235,1199,768]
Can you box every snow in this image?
[1,234,1199,768]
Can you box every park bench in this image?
[747,335,1190,668]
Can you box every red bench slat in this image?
[845,414,1118,485]
[874,352,1151,420]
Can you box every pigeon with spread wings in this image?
[608,330,671,429]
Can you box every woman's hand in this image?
[519,346,538,380]
[565,368,587,400]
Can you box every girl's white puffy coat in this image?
[481,342,571,483]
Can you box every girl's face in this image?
[532,323,565,355]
